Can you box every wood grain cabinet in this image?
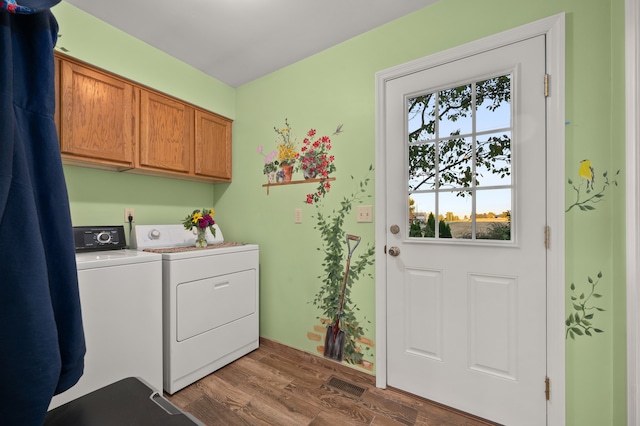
[195,110,232,181]
[54,53,232,182]
[59,59,137,170]
[139,91,193,175]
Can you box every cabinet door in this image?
[60,61,136,167]
[194,110,232,180]
[139,91,193,174]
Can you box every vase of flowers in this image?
[274,119,298,182]
[182,208,216,248]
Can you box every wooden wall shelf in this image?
[262,177,335,195]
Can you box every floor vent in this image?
[324,376,368,399]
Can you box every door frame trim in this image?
[374,14,566,425]
[626,0,639,424]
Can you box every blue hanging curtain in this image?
[0,1,85,424]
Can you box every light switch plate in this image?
[357,205,372,222]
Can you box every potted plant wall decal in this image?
[256,146,279,183]
[312,166,375,365]
[274,119,298,182]
[300,124,340,205]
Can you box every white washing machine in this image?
[133,224,259,394]
[49,226,163,410]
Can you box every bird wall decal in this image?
[579,159,595,191]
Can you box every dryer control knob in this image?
[148,229,161,239]
[96,231,112,244]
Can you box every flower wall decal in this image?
[274,118,298,167]
[257,146,279,181]
[300,128,337,204]
[259,118,342,204]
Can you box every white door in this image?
[385,36,547,425]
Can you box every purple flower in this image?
[201,214,215,227]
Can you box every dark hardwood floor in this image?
[165,338,499,426]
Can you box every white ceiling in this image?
[63,0,438,87]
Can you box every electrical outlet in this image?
[124,208,135,223]
[357,205,373,223]
[295,208,302,224]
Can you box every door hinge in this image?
[544,225,551,249]
[384,245,387,254]
[544,74,550,97]
[545,376,550,400]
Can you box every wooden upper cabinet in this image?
[54,53,232,182]
[139,91,193,174]
[59,60,136,168]
[195,110,232,181]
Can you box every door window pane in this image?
[439,190,472,239]
[439,84,473,137]
[476,76,511,133]
[475,132,511,187]
[438,137,472,190]
[408,94,436,142]
[409,142,437,191]
[409,193,435,238]
[475,189,512,240]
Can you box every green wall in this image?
[54,0,627,424]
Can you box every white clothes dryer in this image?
[133,224,259,394]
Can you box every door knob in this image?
[390,224,400,234]
[388,246,400,257]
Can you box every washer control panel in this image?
[73,226,127,252]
